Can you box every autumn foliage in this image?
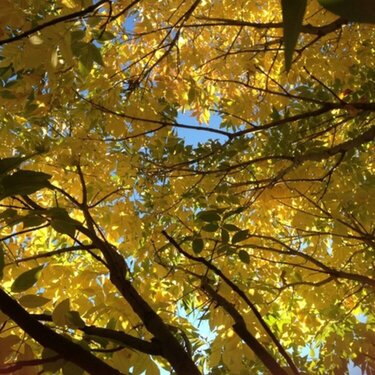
[0,1,374,374]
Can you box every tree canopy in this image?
[0,1,374,374]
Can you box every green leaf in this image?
[0,170,51,199]
[0,208,17,221]
[221,229,230,243]
[232,230,249,244]
[197,210,221,222]
[0,245,4,280]
[202,223,219,232]
[11,265,44,293]
[94,30,115,41]
[217,244,235,255]
[0,157,26,175]
[222,223,241,232]
[318,0,375,24]
[52,298,70,326]
[66,310,85,328]
[281,0,307,71]
[0,209,22,227]
[50,219,77,236]
[192,238,204,254]
[106,317,116,330]
[238,250,250,264]
[223,206,247,219]
[47,208,80,236]
[22,214,47,228]
[71,41,104,72]
[87,44,105,66]
[19,294,50,308]
[217,244,226,254]
[70,29,86,42]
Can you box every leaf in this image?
[51,48,59,68]
[106,317,117,330]
[1,209,22,226]
[238,250,250,264]
[232,230,249,244]
[70,30,86,42]
[0,245,4,280]
[87,44,104,66]
[62,0,77,8]
[11,265,44,293]
[318,0,375,24]
[217,244,235,255]
[0,157,26,175]
[197,210,221,222]
[42,348,64,372]
[0,208,17,221]
[281,0,307,71]
[29,35,43,45]
[0,170,51,199]
[221,229,230,243]
[19,294,50,308]
[50,219,77,236]
[52,298,70,326]
[22,214,47,228]
[94,31,116,41]
[47,207,80,236]
[62,361,84,375]
[222,224,241,232]
[192,237,204,254]
[66,310,85,328]
[202,223,219,232]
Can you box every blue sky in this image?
[176,111,226,145]
[174,111,364,375]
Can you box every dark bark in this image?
[0,288,123,375]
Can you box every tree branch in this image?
[31,314,162,356]
[0,288,122,375]
[0,0,110,46]
[202,280,289,375]
[162,230,300,374]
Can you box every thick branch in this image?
[195,16,347,36]
[202,281,289,375]
[162,230,299,374]
[0,288,122,375]
[31,314,162,356]
[77,226,201,375]
[296,125,375,162]
[0,355,61,374]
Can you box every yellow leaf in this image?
[62,0,77,9]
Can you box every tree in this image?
[0,0,374,374]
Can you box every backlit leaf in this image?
[202,223,219,232]
[192,237,204,254]
[197,210,221,222]
[0,157,26,175]
[238,250,250,264]
[232,230,249,244]
[0,170,51,199]
[19,294,50,308]
[11,265,44,293]
[52,298,70,326]
[66,310,85,329]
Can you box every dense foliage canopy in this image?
[0,1,374,374]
